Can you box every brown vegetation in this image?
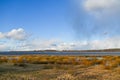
[1,55,120,80]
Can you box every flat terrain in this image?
[0,55,120,80]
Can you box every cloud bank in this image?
[1,36,120,51]
[0,28,120,51]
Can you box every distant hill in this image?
[10,48,120,52]
[62,48,120,52]
[33,48,120,52]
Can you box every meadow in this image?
[1,55,120,80]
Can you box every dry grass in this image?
[0,55,120,80]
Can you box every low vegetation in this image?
[1,55,120,80]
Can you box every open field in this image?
[1,55,120,80]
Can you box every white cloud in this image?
[0,28,28,40]
[27,40,87,50]
[89,37,120,50]
[29,39,61,50]
[12,37,120,50]
[0,44,9,51]
[6,28,27,40]
[0,32,5,39]
[1,28,120,51]
[1,37,120,51]
[83,0,120,17]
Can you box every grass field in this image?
[1,55,120,80]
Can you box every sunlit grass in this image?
[1,55,120,80]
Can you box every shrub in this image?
[13,63,27,67]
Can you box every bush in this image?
[13,63,27,67]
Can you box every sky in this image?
[1,0,120,51]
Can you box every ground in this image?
[0,62,120,80]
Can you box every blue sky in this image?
[0,0,74,41]
[1,0,120,51]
